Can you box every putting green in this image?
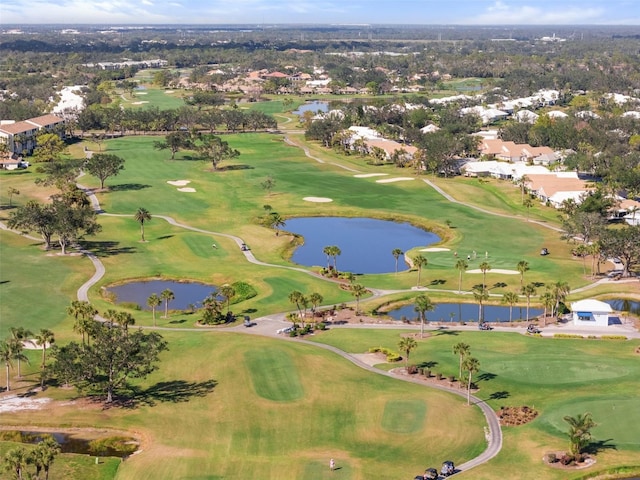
[244,348,304,402]
[538,397,640,450]
[488,355,632,385]
[381,399,426,434]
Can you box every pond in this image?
[292,101,329,116]
[604,299,640,315]
[385,302,544,323]
[283,217,440,275]
[107,280,218,311]
[0,430,138,457]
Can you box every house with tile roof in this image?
[0,114,65,155]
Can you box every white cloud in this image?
[464,1,605,24]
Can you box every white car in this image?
[276,326,294,334]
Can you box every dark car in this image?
[478,322,492,330]
[527,324,541,334]
[441,460,455,477]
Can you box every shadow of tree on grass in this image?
[116,379,218,409]
[82,240,136,258]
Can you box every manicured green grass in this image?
[244,348,304,401]
[381,399,427,434]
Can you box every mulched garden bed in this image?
[497,406,539,426]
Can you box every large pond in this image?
[0,430,138,457]
[107,280,217,311]
[605,299,640,315]
[386,302,543,323]
[284,217,440,275]
[292,101,329,116]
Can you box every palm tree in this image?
[517,260,530,288]
[7,338,28,383]
[412,254,428,287]
[462,356,480,405]
[501,291,519,323]
[147,293,161,326]
[322,246,332,270]
[563,412,597,456]
[329,245,341,272]
[392,248,404,274]
[453,342,471,381]
[540,291,555,326]
[31,437,61,480]
[288,290,305,323]
[522,283,537,321]
[9,327,32,378]
[398,336,418,370]
[350,283,368,315]
[414,294,434,338]
[455,259,468,293]
[218,284,236,314]
[517,174,530,204]
[523,196,534,221]
[575,244,589,275]
[472,286,489,323]
[2,446,29,480]
[7,187,19,207]
[551,281,570,318]
[160,289,175,319]
[134,207,152,242]
[588,242,601,277]
[34,329,55,367]
[116,312,136,332]
[479,261,491,290]
[309,292,324,315]
[0,340,15,391]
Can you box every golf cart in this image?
[240,243,249,251]
[441,460,455,477]
[478,321,493,330]
[527,324,541,334]
[424,467,439,479]
[540,247,549,256]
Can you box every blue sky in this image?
[1,0,639,25]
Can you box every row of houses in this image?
[0,114,66,168]
[478,138,558,165]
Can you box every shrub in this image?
[407,365,418,374]
[448,375,456,382]
[315,322,327,330]
[231,281,257,302]
[602,335,627,340]
[554,333,584,339]
[88,436,138,456]
[547,453,557,463]
[423,369,431,378]
[560,454,575,466]
[119,302,141,311]
[436,373,443,380]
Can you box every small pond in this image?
[107,280,218,311]
[0,431,137,457]
[292,101,329,116]
[386,302,543,323]
[604,299,640,315]
[284,217,440,275]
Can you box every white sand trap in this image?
[22,339,51,350]
[376,177,415,183]
[467,269,519,275]
[131,101,149,105]
[303,197,333,203]
[167,180,191,186]
[177,187,196,193]
[165,90,175,93]
[136,92,148,95]
[0,396,51,413]
[354,173,388,178]
[420,247,450,252]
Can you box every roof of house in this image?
[570,299,613,313]
[364,139,417,156]
[0,121,37,135]
[526,174,593,197]
[27,114,64,127]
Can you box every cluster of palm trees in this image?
[322,245,341,273]
[146,289,175,326]
[288,290,325,326]
[564,412,597,457]
[0,327,54,392]
[453,342,481,405]
[2,437,60,480]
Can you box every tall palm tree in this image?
[288,290,305,323]
[453,342,471,382]
[350,283,368,315]
[9,327,32,378]
[116,312,136,332]
[523,196,534,221]
[462,356,480,405]
[6,339,28,383]
[392,248,404,274]
[479,261,491,290]
[501,291,519,323]
[414,294,434,338]
[322,246,332,270]
[455,259,468,293]
[588,242,601,277]
[160,289,175,319]
[0,340,15,391]
[329,245,341,272]
[218,284,236,314]
[517,174,530,204]
[540,291,555,326]
[3,446,29,480]
[147,293,161,327]
[398,336,418,370]
[34,329,55,367]
[412,254,428,287]
[517,260,530,288]
[563,412,597,456]
[134,207,152,242]
[31,437,61,480]
[309,292,324,315]
[522,283,537,321]
[472,286,489,323]
[550,281,571,318]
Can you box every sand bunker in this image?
[167,180,191,186]
[21,340,50,350]
[354,173,388,178]
[467,269,519,275]
[177,187,196,193]
[136,92,148,95]
[165,90,175,94]
[376,177,415,183]
[420,247,450,252]
[131,101,149,105]
[303,197,333,203]
[0,396,51,413]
